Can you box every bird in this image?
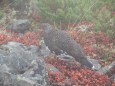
[39,23,94,69]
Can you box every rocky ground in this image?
[0,0,114,86]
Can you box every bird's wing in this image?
[54,30,85,57]
[44,31,62,54]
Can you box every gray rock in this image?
[110,75,115,82]
[9,0,30,19]
[57,53,75,60]
[96,61,115,82]
[97,61,115,75]
[38,39,51,57]
[46,64,60,73]
[87,57,101,70]
[24,45,39,55]
[0,42,49,86]
[9,0,28,11]
[6,19,31,33]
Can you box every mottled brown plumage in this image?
[40,23,93,69]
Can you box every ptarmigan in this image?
[40,23,93,69]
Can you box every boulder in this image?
[110,74,115,82]
[0,42,49,86]
[87,57,101,70]
[38,39,51,57]
[6,19,31,34]
[97,61,115,75]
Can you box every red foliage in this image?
[48,71,64,82]
[0,34,8,44]
[112,83,115,86]
[67,30,115,65]
[112,11,115,15]
[45,57,114,86]
[62,21,94,29]
[0,29,114,85]
[95,31,111,45]
[9,32,40,46]
[0,32,40,46]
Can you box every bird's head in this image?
[39,23,53,33]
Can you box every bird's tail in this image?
[72,52,93,69]
[79,56,93,69]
